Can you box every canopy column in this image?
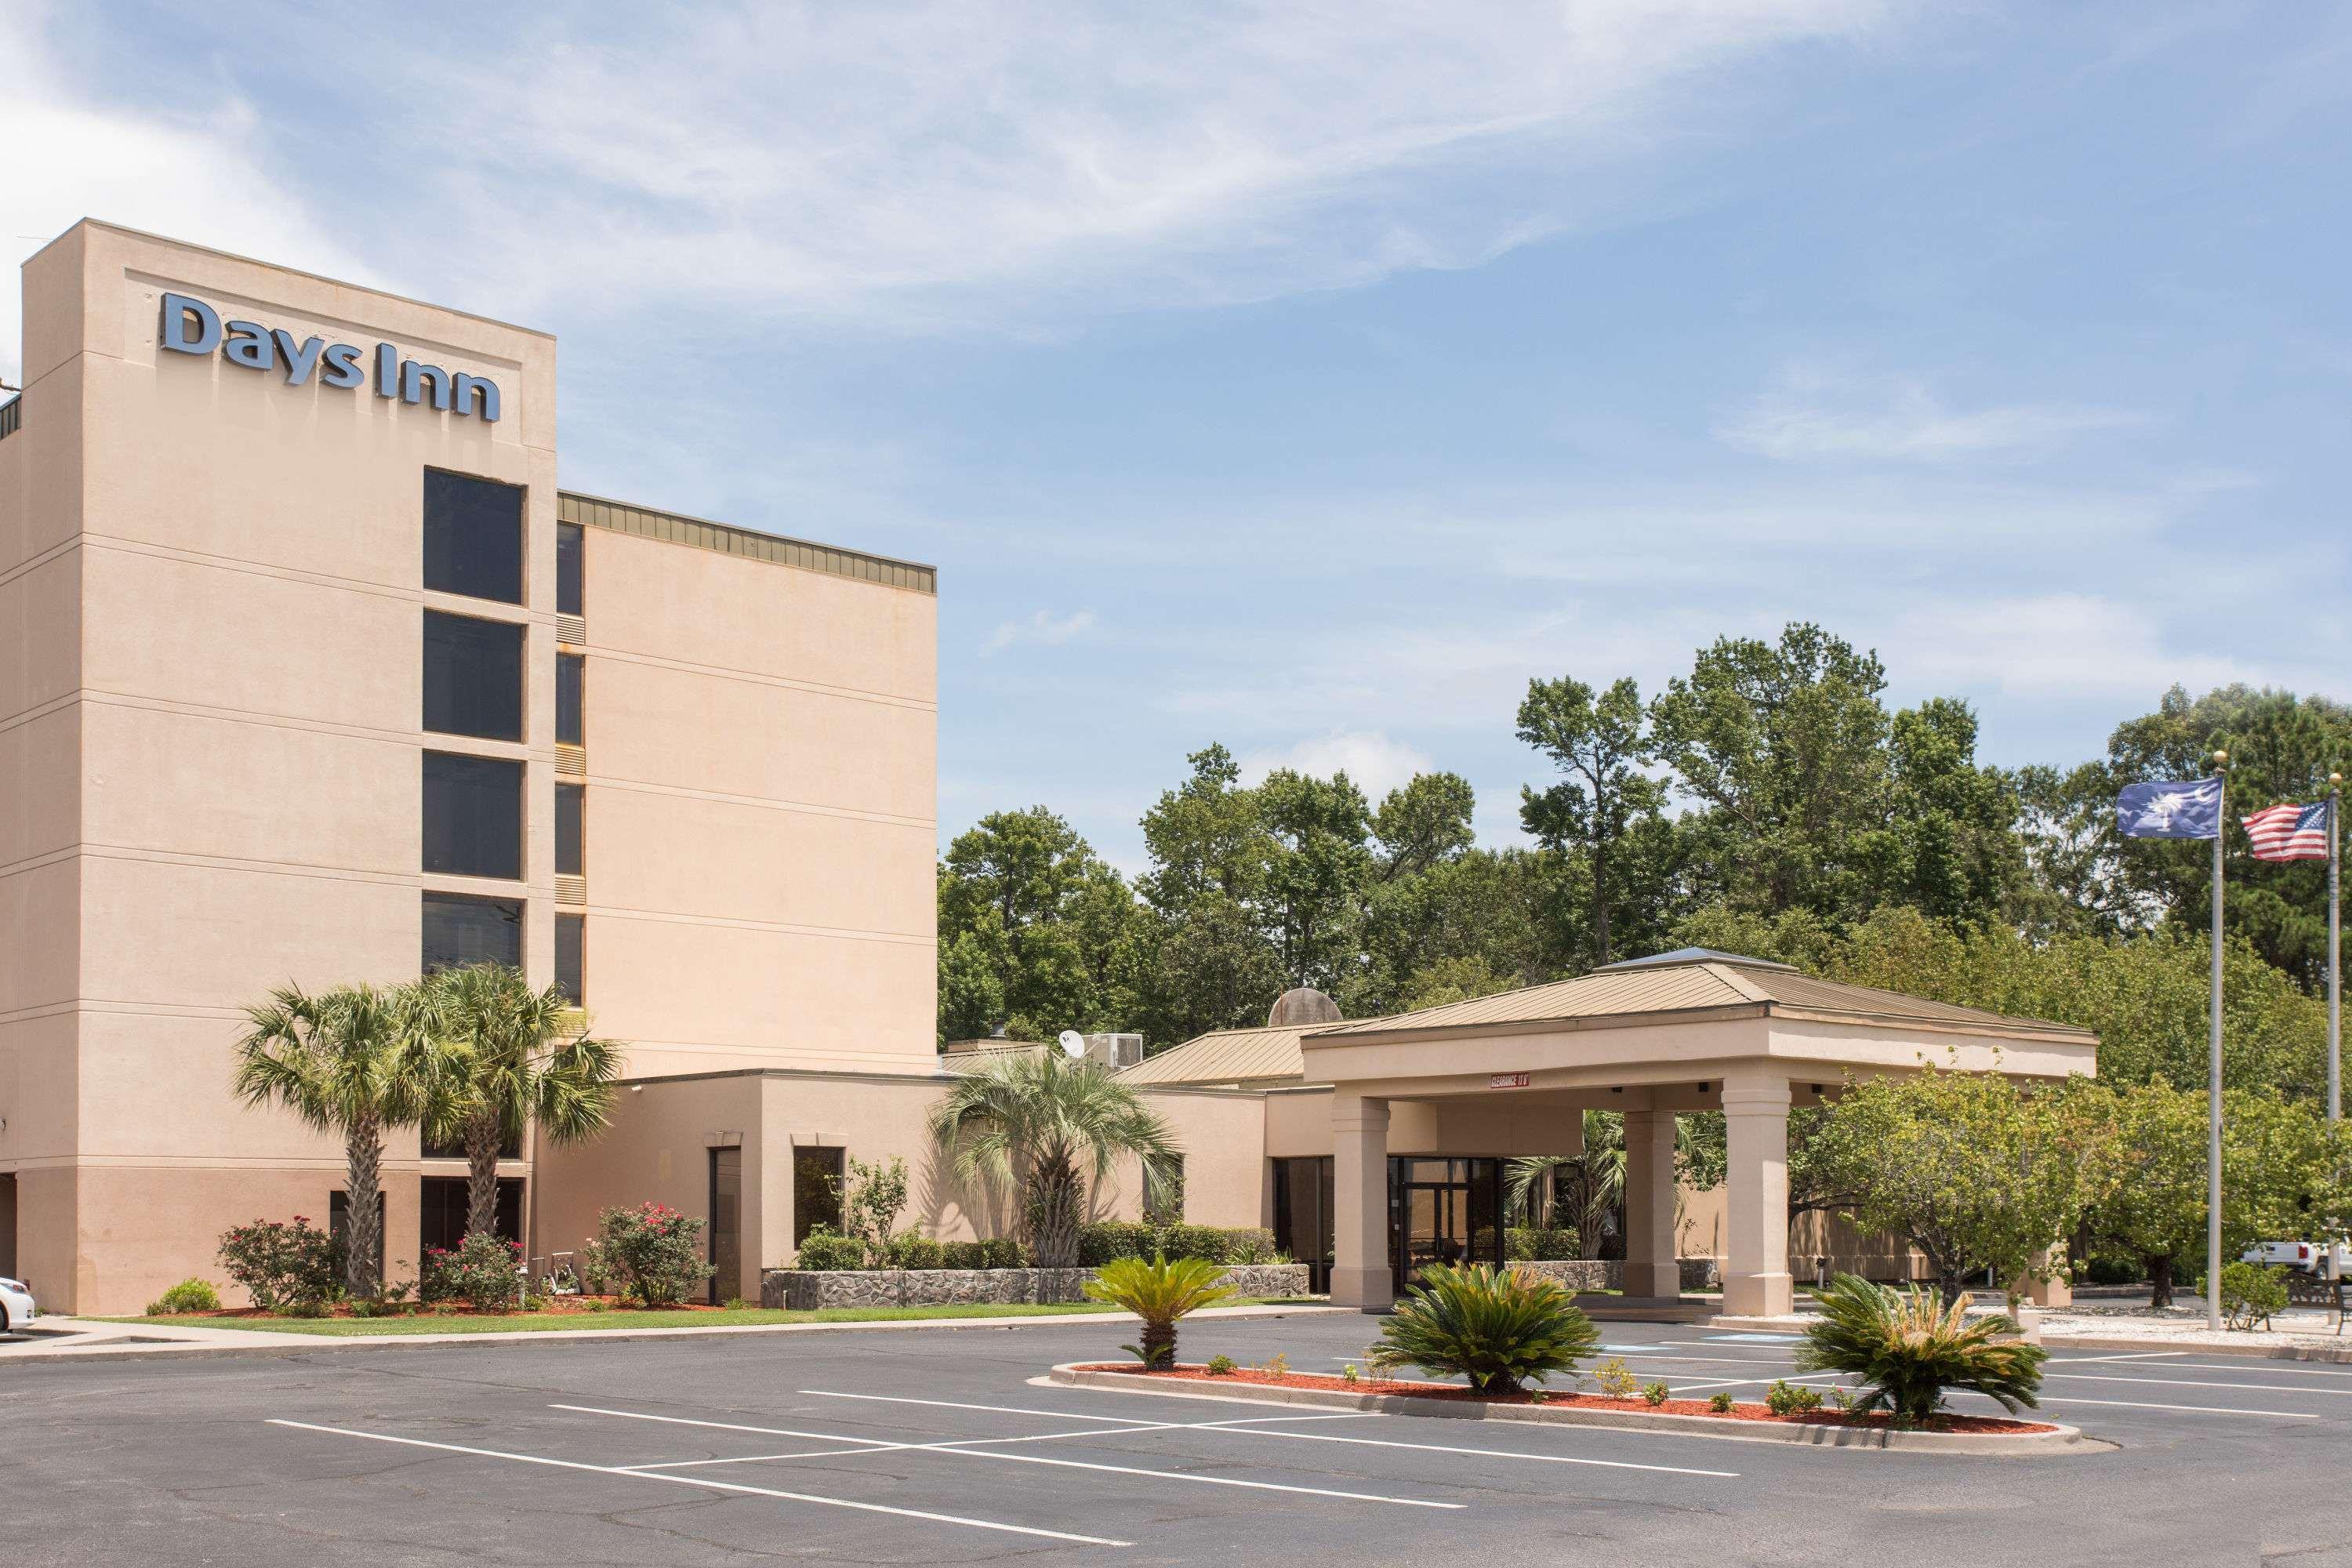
[1721,1071,1793,1316]
[1330,1094,1392,1312]
[1621,1107,1679,1301]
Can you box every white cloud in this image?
[984,608,1098,654]
[1719,365,2144,463]
[1240,729,1436,801]
[0,4,371,387]
[1875,593,2268,701]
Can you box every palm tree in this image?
[929,1048,1179,1268]
[231,982,441,1299]
[421,964,619,1240]
[1506,1109,1627,1259]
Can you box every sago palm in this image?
[929,1048,1179,1268]
[231,981,441,1299]
[1795,1273,2047,1426]
[1370,1262,1600,1395]
[1083,1254,1236,1367]
[421,964,619,1240]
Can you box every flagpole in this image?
[2329,774,2342,1127]
[2209,753,2227,1334]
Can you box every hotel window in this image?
[422,751,523,879]
[422,891,523,973]
[556,783,584,876]
[557,652,585,745]
[423,469,524,604]
[557,521,584,615]
[422,611,524,741]
[556,913,584,1005]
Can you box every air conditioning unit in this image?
[1084,1033,1145,1071]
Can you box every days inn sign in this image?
[158,292,500,423]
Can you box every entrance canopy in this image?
[1304,949,2096,1315]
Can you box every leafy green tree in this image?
[1254,768,1373,989]
[421,964,620,1242]
[1134,893,1287,1045]
[936,807,1142,1042]
[1371,771,1476,880]
[1517,674,1668,966]
[930,1049,1180,1268]
[1346,845,1558,1018]
[1139,745,1271,912]
[1810,1065,2091,1305]
[231,982,442,1300]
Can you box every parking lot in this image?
[9,1312,2351,1566]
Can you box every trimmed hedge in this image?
[1079,1223,1276,1267]
[1504,1228,1581,1262]
[794,1226,868,1270]
[799,1229,1028,1270]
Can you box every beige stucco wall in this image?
[0,221,940,1312]
[534,1072,1270,1304]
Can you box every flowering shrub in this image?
[422,1233,523,1312]
[217,1217,339,1312]
[595,1203,712,1307]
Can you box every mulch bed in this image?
[1078,1363,2054,1435]
[155,1295,713,1322]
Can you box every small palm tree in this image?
[1083,1254,1236,1367]
[421,964,619,1241]
[231,982,441,1300]
[1370,1261,1600,1396]
[930,1048,1179,1268]
[1506,1110,1625,1256]
[1795,1273,2047,1426]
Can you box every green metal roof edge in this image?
[557,490,937,595]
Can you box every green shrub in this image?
[594,1203,712,1308]
[884,1232,945,1270]
[1593,1356,1638,1397]
[939,1240,987,1270]
[1160,1224,1234,1264]
[1083,1254,1239,1367]
[575,1237,621,1295]
[147,1278,222,1316]
[1795,1274,2046,1425]
[1222,1228,1278,1265]
[422,1233,522,1312]
[1642,1381,1670,1406]
[216,1217,339,1312]
[979,1236,1026,1269]
[1708,1391,1735,1414]
[723,1297,752,1310]
[793,1226,869,1271]
[1078,1221,1154,1265]
[1765,1381,1824,1416]
[1504,1228,1581,1261]
[2084,1254,2145,1287]
[2216,1261,2290,1330]
[1206,1353,1237,1376]
[1370,1262,1599,1396]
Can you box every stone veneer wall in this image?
[1511,1258,1721,1294]
[763,1263,1310,1311]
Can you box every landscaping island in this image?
[1047,1361,2091,1454]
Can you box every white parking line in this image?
[568,1403,1464,1510]
[2045,1372,2352,1397]
[2034,1396,2321,1419]
[630,1416,1354,1471]
[2082,1359,2352,1379]
[2053,1351,2189,1364]
[265,1419,1130,1548]
[808,1390,1743,1479]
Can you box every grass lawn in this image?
[102,1297,1318,1337]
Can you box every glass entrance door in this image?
[1388,1158,1504,1294]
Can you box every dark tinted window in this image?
[422,891,522,973]
[423,469,523,604]
[557,652,584,745]
[555,783,584,877]
[422,751,523,879]
[423,611,524,740]
[557,522,583,616]
[556,913,584,1005]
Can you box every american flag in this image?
[2240,800,2333,862]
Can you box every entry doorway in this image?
[1271,1157,1334,1294]
[1388,1157,1504,1295]
[792,1147,844,1250]
[709,1146,742,1305]
[0,1173,15,1280]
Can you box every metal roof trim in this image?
[558,490,937,595]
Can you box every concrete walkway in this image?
[0,1302,1351,1365]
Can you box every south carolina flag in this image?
[2241,800,2332,862]
[2118,778,2223,839]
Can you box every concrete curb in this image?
[0,1303,1350,1367]
[2038,1334,2352,1364]
[1045,1363,2100,1456]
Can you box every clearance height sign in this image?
[158,292,502,422]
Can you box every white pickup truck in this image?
[2242,1240,2351,1277]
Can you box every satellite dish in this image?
[1058,1029,1087,1059]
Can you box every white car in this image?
[0,1276,34,1333]
[2242,1240,2350,1278]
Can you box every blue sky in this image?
[9,2,2349,868]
